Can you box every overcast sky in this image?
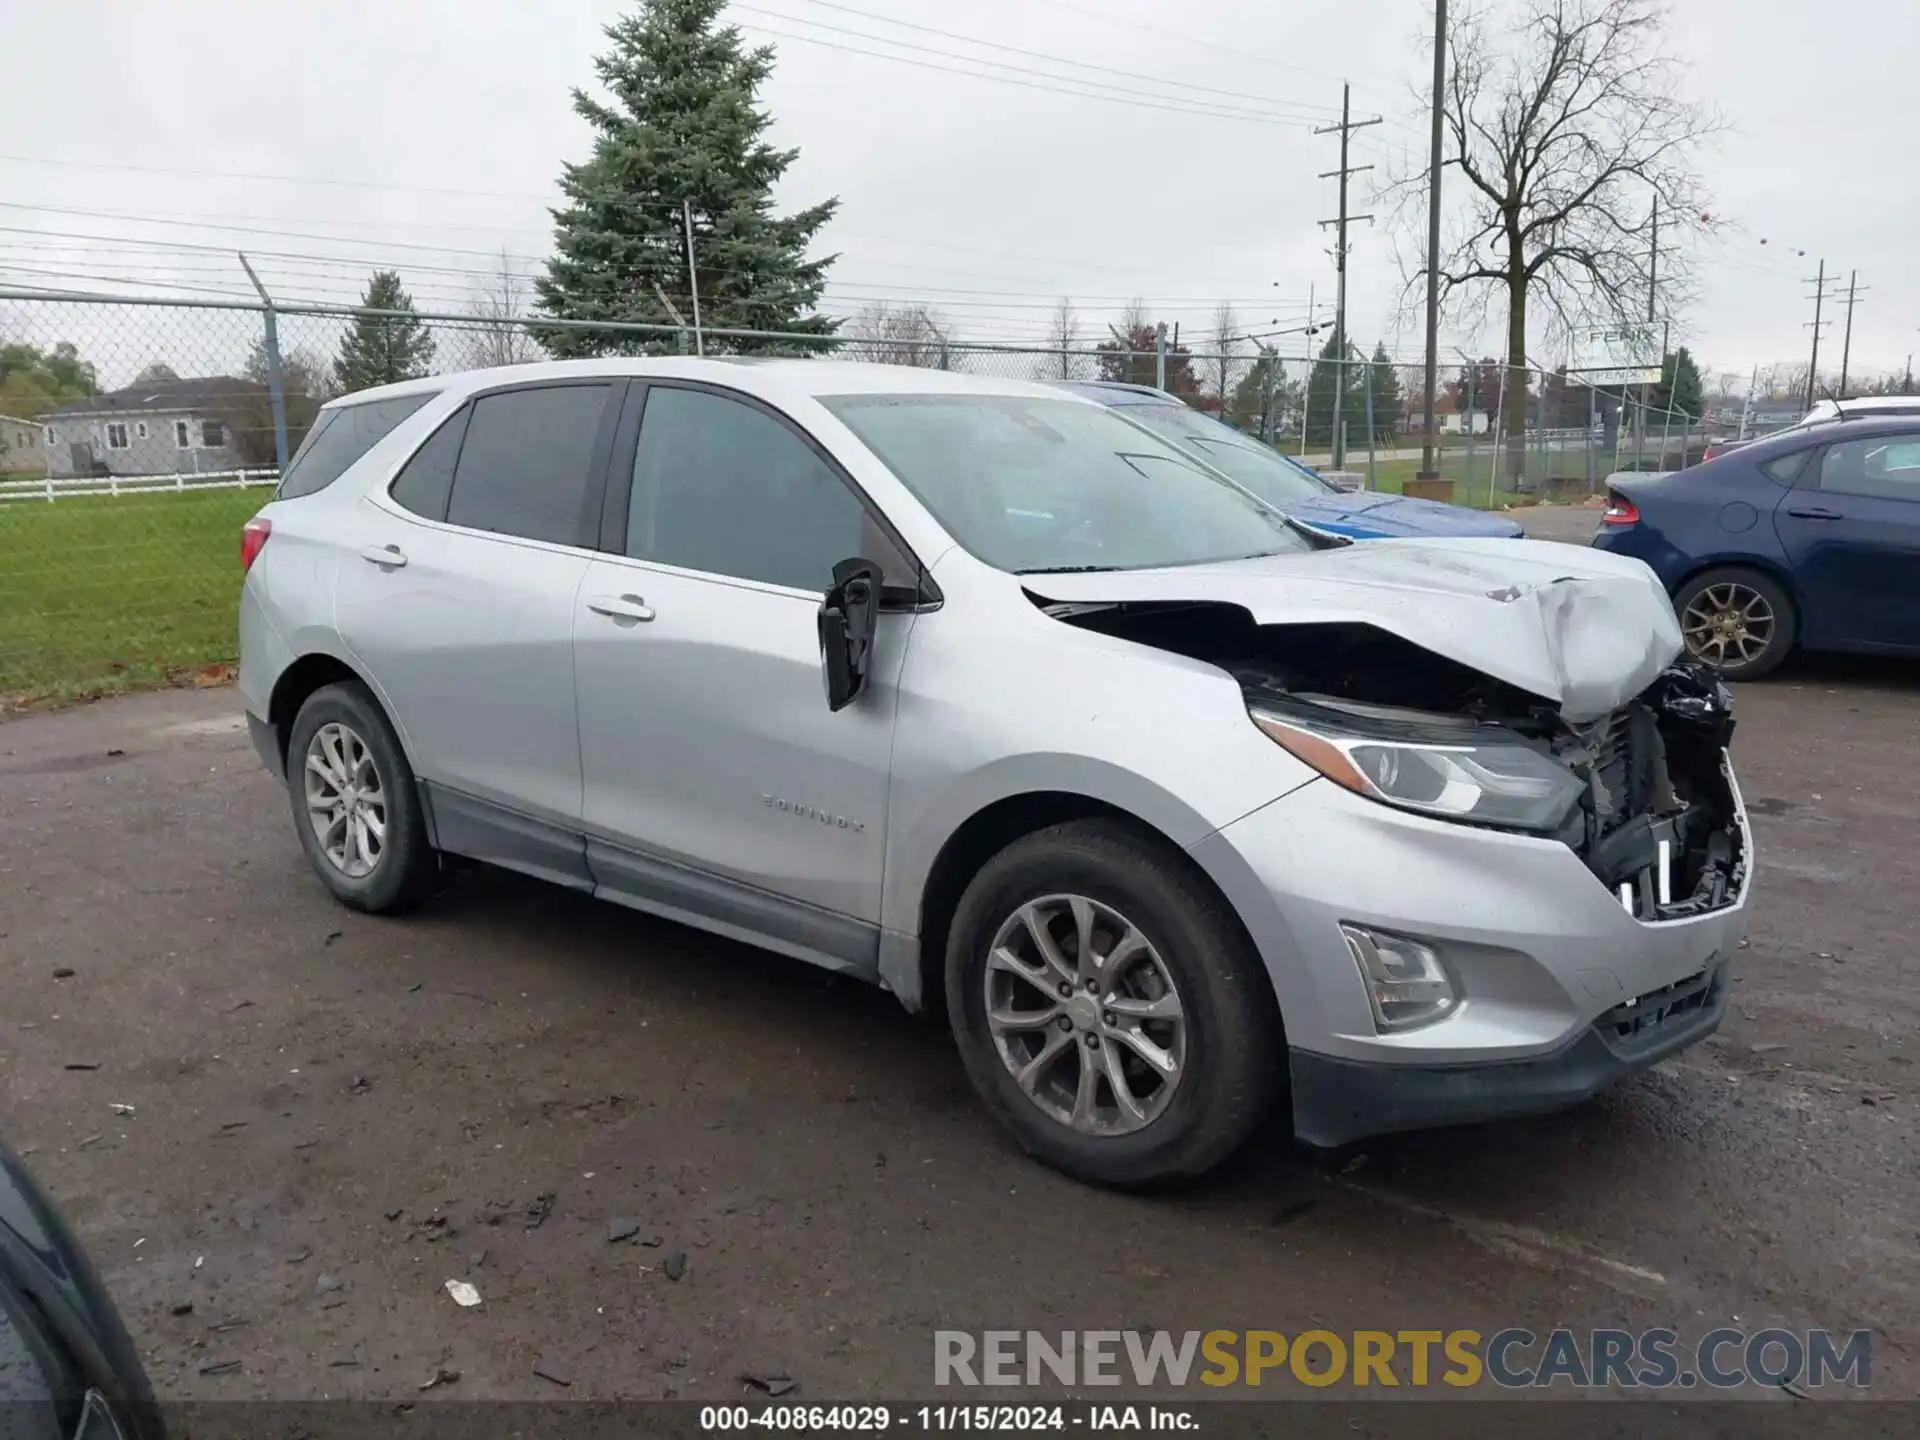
[1,0,1913,391]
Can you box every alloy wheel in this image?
[983,894,1187,1137]
[303,721,387,880]
[1681,581,1776,669]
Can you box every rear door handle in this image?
[360,543,408,568]
[587,593,655,623]
[1786,506,1843,520]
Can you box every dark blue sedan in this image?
[1058,381,1523,542]
[1592,415,1920,679]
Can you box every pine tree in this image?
[1366,344,1402,441]
[1648,346,1705,421]
[1303,334,1368,448]
[334,271,435,394]
[1095,322,1199,394]
[1228,353,1291,439]
[535,0,839,356]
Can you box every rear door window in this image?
[1817,434,1920,502]
[443,383,614,547]
[276,393,435,500]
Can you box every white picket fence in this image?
[0,467,280,503]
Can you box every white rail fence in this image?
[0,467,280,503]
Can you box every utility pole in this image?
[1837,270,1867,398]
[1316,82,1382,471]
[1647,202,1658,323]
[1804,260,1834,410]
[682,200,704,357]
[1154,321,1168,391]
[1417,0,1447,482]
[1635,200,1659,467]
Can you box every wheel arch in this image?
[267,653,369,770]
[895,788,1272,1029]
[270,651,446,855]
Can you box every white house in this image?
[40,376,266,478]
[1404,391,1492,436]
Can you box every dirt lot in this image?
[2,656,1917,1406]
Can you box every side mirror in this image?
[818,558,882,713]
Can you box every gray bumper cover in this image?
[1289,960,1729,1148]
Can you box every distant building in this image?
[1404,391,1490,436]
[40,376,266,478]
[1,413,45,472]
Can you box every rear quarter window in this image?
[276,392,437,500]
[1760,449,1813,484]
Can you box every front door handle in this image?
[360,543,408,568]
[1786,506,1843,521]
[587,593,655,623]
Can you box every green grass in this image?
[1332,455,1527,510]
[0,487,266,707]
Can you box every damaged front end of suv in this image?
[1042,596,1746,923]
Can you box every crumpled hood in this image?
[1027,537,1683,722]
[1283,490,1524,540]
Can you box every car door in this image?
[1774,427,1920,651]
[334,380,622,885]
[572,381,927,972]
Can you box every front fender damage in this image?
[1032,590,1744,921]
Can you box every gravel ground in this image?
[3,654,1916,1407]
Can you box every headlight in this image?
[1250,706,1584,832]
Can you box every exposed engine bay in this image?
[1041,598,1745,919]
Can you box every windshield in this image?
[1112,402,1328,507]
[822,394,1309,573]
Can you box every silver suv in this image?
[238,359,1753,1187]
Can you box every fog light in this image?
[1340,924,1457,1032]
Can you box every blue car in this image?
[1057,380,1523,542]
[1592,414,1920,679]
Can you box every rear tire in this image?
[1674,566,1796,680]
[285,681,439,914]
[945,819,1283,1188]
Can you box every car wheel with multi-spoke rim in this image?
[946,819,1283,1188]
[1674,566,1796,681]
[285,681,438,913]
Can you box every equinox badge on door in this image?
[763,794,867,833]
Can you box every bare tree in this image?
[461,252,543,369]
[1208,302,1242,411]
[1384,0,1720,478]
[1045,298,1081,380]
[846,302,953,367]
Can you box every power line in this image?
[733,21,1322,126]
[0,152,574,205]
[1018,0,1419,127]
[745,0,1344,120]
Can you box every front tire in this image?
[285,681,439,913]
[945,820,1283,1188]
[1674,566,1796,680]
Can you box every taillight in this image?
[241,517,272,573]
[1601,495,1640,526]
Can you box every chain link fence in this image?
[2,288,1742,705]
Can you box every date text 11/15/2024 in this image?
[701,1406,1194,1432]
